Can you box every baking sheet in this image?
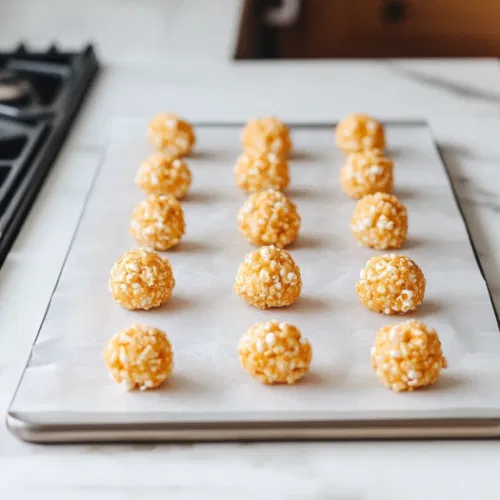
[8,121,500,437]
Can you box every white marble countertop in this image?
[1,1,500,498]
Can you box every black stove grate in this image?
[0,44,98,266]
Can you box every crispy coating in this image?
[234,245,302,309]
[340,149,393,199]
[336,113,385,154]
[356,254,425,314]
[239,321,312,384]
[241,116,292,158]
[371,320,447,392]
[350,193,407,250]
[109,248,175,310]
[237,189,300,247]
[147,113,195,157]
[130,194,185,251]
[135,153,192,199]
[104,324,174,390]
[234,151,290,193]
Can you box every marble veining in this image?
[389,63,500,104]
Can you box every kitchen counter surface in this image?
[1,1,500,498]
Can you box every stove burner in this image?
[0,70,31,103]
[0,44,98,266]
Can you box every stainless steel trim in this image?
[7,412,500,443]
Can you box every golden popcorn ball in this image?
[339,149,394,199]
[371,320,447,392]
[237,189,301,248]
[147,113,195,157]
[104,324,174,391]
[109,248,175,310]
[234,151,290,193]
[350,193,407,250]
[129,194,185,251]
[356,254,425,315]
[135,152,192,199]
[241,116,292,158]
[234,245,302,309]
[335,113,385,154]
[238,321,312,385]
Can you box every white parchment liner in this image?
[10,121,500,420]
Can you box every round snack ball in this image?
[109,248,175,310]
[356,254,425,315]
[241,116,292,158]
[237,189,300,248]
[350,193,407,250]
[371,320,447,392]
[129,194,185,251]
[234,245,302,309]
[234,151,290,193]
[104,324,174,391]
[339,149,393,199]
[147,113,195,157]
[238,321,312,385]
[135,152,192,199]
[335,113,385,154]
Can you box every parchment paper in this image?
[10,121,500,421]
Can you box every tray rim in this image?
[7,411,500,442]
[7,119,500,443]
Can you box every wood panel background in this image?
[236,0,500,58]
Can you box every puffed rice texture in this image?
[371,320,447,392]
[104,324,174,391]
[234,245,302,309]
[339,148,393,199]
[135,152,192,199]
[234,151,290,193]
[109,248,175,310]
[237,189,300,247]
[147,113,195,157]
[130,194,185,251]
[335,113,385,154]
[350,193,407,250]
[239,321,312,384]
[241,116,292,158]
[356,254,425,314]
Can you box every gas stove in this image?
[0,44,98,266]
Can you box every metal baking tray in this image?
[7,120,500,442]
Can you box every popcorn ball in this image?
[350,193,407,250]
[241,116,292,158]
[135,153,192,199]
[356,254,425,314]
[234,245,302,309]
[104,324,174,391]
[147,113,195,157]
[109,248,175,310]
[238,321,312,385]
[234,151,290,193]
[129,194,185,251]
[339,149,393,199]
[237,189,300,247]
[335,113,385,154]
[371,320,447,392]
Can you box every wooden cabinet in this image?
[236,0,500,58]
